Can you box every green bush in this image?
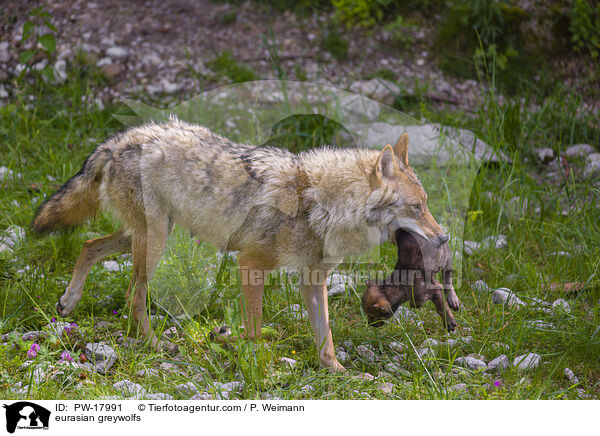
[332,0,393,28]
[207,50,256,83]
[322,30,349,60]
[569,0,600,59]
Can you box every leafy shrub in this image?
[383,15,416,50]
[322,30,349,60]
[332,0,394,28]
[569,0,600,59]
[207,50,256,83]
[18,7,57,82]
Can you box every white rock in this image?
[85,343,117,374]
[136,368,159,377]
[176,382,201,395]
[102,260,120,271]
[584,153,600,178]
[0,85,8,99]
[492,288,524,309]
[327,272,353,296]
[377,382,394,393]
[54,59,67,83]
[565,144,593,158]
[421,338,440,348]
[340,94,381,122]
[471,280,492,294]
[113,380,146,396]
[513,353,541,370]
[214,381,242,399]
[357,344,376,362]
[349,78,401,105]
[552,299,571,313]
[353,372,375,382]
[525,320,554,329]
[191,393,212,400]
[0,225,25,252]
[106,46,128,58]
[389,341,404,352]
[337,349,349,363]
[279,357,298,368]
[455,356,487,371]
[416,347,436,358]
[448,383,467,392]
[162,326,178,338]
[96,57,113,67]
[564,367,579,384]
[0,41,10,63]
[536,148,554,163]
[144,393,173,400]
[487,355,509,372]
[1,166,16,180]
[463,240,480,255]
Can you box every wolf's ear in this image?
[371,144,398,186]
[393,133,409,166]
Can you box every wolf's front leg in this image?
[300,269,346,374]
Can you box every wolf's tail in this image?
[32,146,111,233]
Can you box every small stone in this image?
[84,343,117,374]
[191,393,212,400]
[136,368,159,377]
[416,347,436,358]
[492,288,524,309]
[213,381,242,399]
[377,382,393,394]
[389,341,404,352]
[353,372,375,382]
[102,260,120,271]
[454,356,487,371]
[467,353,485,361]
[54,59,67,83]
[100,64,123,81]
[463,240,480,255]
[448,383,467,392]
[421,338,440,348]
[176,381,201,396]
[487,355,509,372]
[337,350,349,363]
[565,144,593,158]
[327,273,353,296]
[144,392,173,400]
[357,345,376,362]
[96,57,113,67]
[564,367,579,384]
[279,357,298,368]
[113,380,146,397]
[525,320,554,329]
[552,299,571,313]
[162,327,178,339]
[471,280,492,294]
[584,153,600,178]
[106,46,128,58]
[536,148,554,163]
[513,353,541,370]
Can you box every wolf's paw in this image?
[56,299,73,317]
[324,359,347,374]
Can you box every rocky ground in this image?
[4,0,592,115]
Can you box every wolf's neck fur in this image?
[297,147,383,257]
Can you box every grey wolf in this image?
[362,228,460,331]
[32,117,448,373]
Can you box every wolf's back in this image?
[32,146,111,233]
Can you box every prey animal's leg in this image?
[431,287,457,332]
[57,229,131,316]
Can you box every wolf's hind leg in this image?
[127,218,172,352]
[57,229,131,317]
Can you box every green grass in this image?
[1,62,599,400]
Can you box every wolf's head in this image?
[366,133,448,248]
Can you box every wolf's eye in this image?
[411,204,421,210]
